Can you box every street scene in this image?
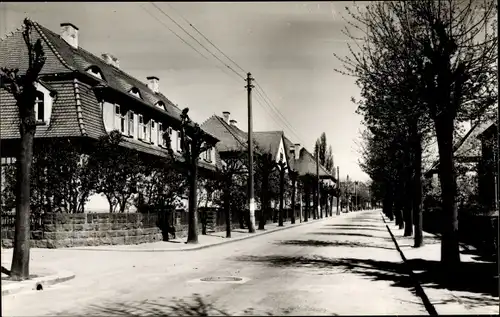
[1,1,499,316]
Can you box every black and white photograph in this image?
[0,1,498,315]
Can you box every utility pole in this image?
[336,166,340,215]
[246,73,256,233]
[316,151,321,219]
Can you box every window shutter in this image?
[128,111,134,136]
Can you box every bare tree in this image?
[0,19,46,280]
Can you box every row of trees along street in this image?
[1,21,338,279]
[335,0,497,276]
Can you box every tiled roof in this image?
[295,148,335,180]
[34,22,185,123]
[200,115,247,153]
[1,81,83,139]
[253,131,283,160]
[282,136,296,170]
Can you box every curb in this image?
[381,213,439,316]
[1,270,75,296]
[65,215,338,253]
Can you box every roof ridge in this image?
[31,20,74,71]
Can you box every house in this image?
[201,111,337,216]
[0,20,219,213]
[424,116,497,213]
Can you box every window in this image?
[138,115,144,139]
[86,66,103,80]
[143,120,151,143]
[34,91,44,122]
[176,132,182,152]
[150,120,156,144]
[280,153,284,162]
[204,147,212,162]
[129,87,142,99]
[128,111,134,136]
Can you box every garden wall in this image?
[1,212,169,248]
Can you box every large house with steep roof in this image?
[0,20,219,212]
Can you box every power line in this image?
[140,4,242,82]
[166,2,247,74]
[145,3,308,147]
[253,82,306,145]
[150,2,245,80]
[253,88,306,145]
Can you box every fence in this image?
[423,208,498,256]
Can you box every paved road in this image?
[2,210,429,316]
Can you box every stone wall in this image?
[1,212,165,248]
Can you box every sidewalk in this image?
[382,213,499,315]
[47,216,331,252]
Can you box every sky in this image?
[0,1,370,182]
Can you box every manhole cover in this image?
[200,276,243,282]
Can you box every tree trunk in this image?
[278,168,284,227]
[259,173,268,230]
[435,115,460,267]
[291,177,296,224]
[186,162,199,244]
[304,186,310,222]
[413,135,424,248]
[224,178,231,238]
[11,118,36,280]
[312,186,317,220]
[403,169,414,236]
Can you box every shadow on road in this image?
[276,239,394,250]
[324,224,380,228]
[322,225,387,232]
[233,254,499,299]
[308,232,377,238]
[55,293,340,316]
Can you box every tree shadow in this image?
[54,293,338,316]
[233,254,499,299]
[322,226,387,232]
[324,224,380,228]
[276,239,395,250]
[308,232,377,238]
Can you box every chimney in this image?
[294,143,301,160]
[222,111,230,123]
[60,23,79,49]
[229,119,237,128]
[147,76,160,93]
[101,53,119,68]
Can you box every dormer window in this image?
[129,87,142,99]
[86,66,103,80]
[34,91,45,122]
[32,82,54,125]
[155,101,166,111]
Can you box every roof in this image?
[282,136,296,170]
[425,118,496,175]
[295,147,336,181]
[253,131,284,160]
[200,115,247,153]
[0,19,218,169]
[0,19,215,132]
